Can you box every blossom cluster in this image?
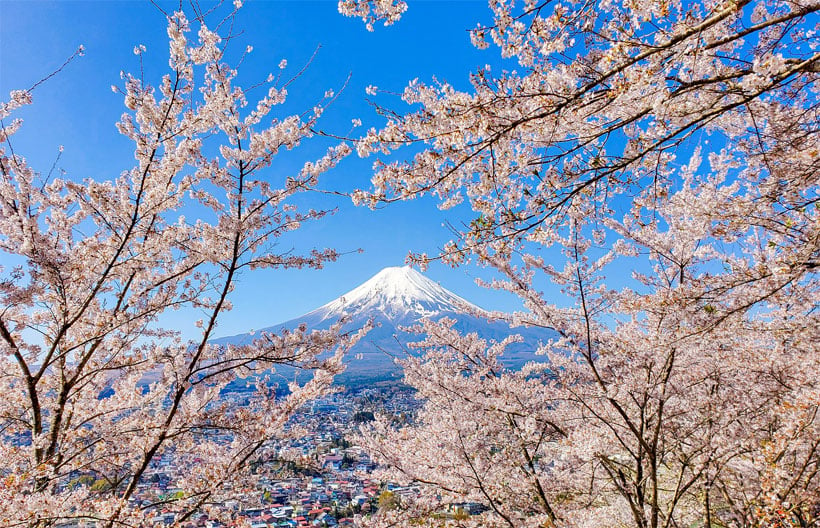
[0,6,361,526]
[344,0,820,526]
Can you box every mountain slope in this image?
[212,267,554,384]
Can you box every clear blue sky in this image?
[0,0,547,339]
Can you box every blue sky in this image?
[0,0,542,339]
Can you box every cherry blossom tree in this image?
[344,0,820,526]
[0,6,368,526]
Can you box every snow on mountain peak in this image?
[310,266,482,320]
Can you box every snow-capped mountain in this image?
[212,266,553,385]
[309,266,482,322]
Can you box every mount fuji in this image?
[212,266,554,385]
